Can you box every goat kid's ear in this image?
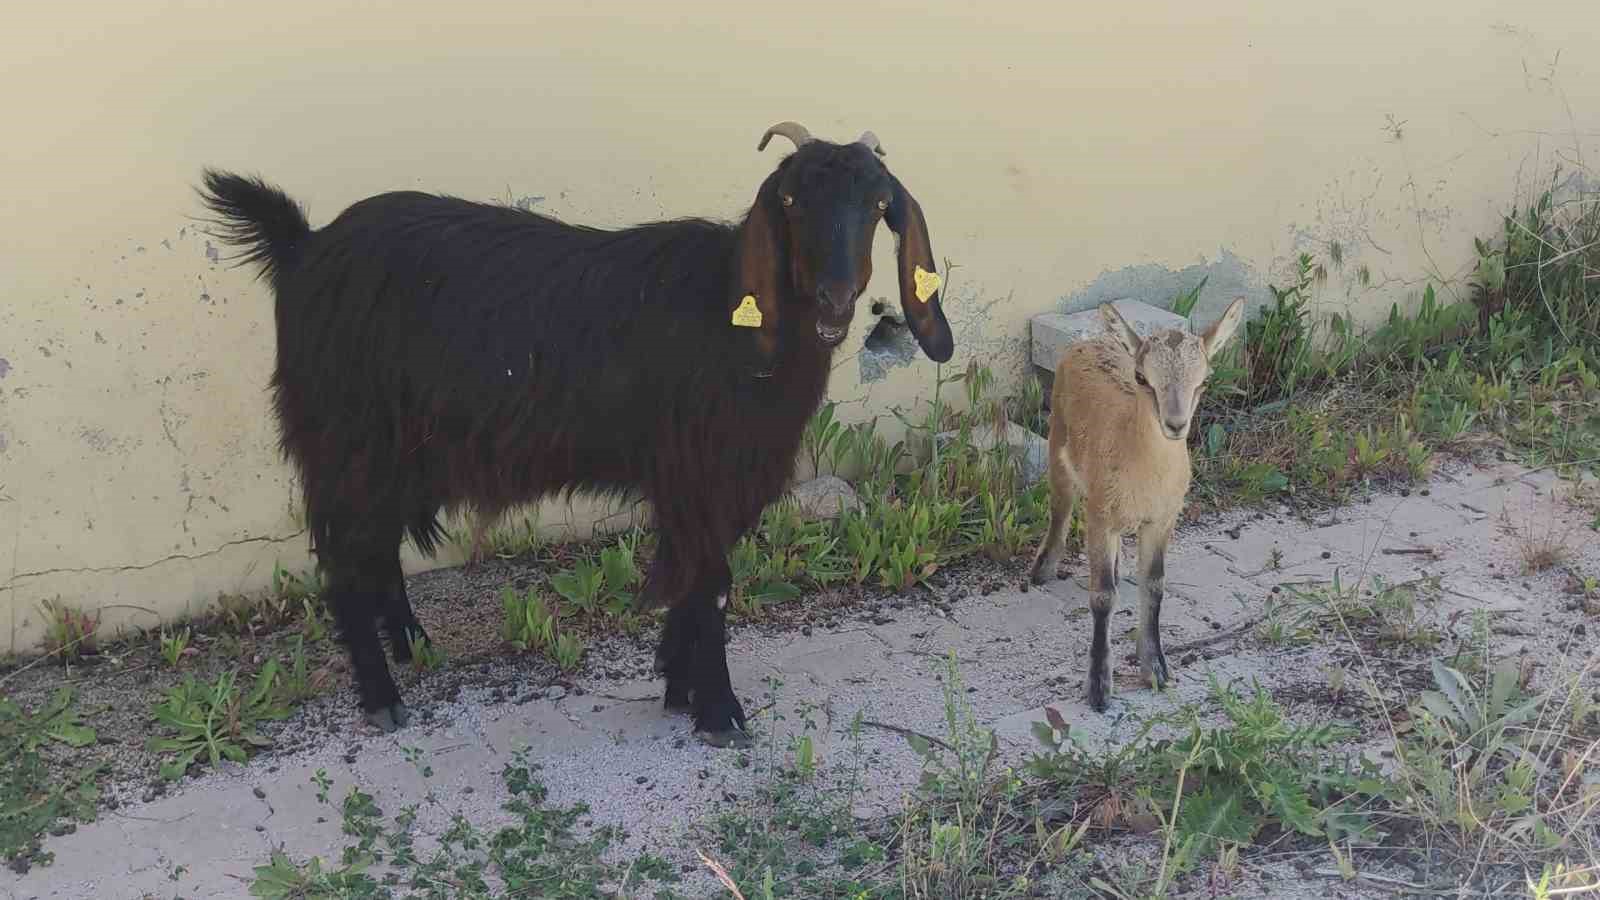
[1201,296,1247,360]
[883,175,954,363]
[1100,303,1143,358]
[732,171,787,369]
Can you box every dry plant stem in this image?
[696,848,745,900]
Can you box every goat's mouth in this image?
[1161,424,1189,441]
[816,322,850,346]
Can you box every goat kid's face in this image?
[737,125,954,364]
[1104,298,1246,442]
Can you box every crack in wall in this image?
[2,530,307,586]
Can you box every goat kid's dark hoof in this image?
[1086,679,1110,714]
[1141,656,1171,691]
[364,702,410,733]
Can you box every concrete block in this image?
[1030,298,1188,373]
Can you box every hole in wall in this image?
[859,311,918,383]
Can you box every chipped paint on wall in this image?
[1059,249,1269,327]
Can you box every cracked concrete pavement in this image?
[6,459,1597,899]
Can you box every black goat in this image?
[197,122,954,746]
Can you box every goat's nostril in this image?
[1164,419,1187,434]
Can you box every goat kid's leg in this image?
[1028,490,1075,586]
[1136,522,1172,691]
[382,554,429,664]
[326,557,408,731]
[1085,523,1121,713]
[687,563,749,748]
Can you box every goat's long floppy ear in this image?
[1101,303,1143,358]
[883,175,954,363]
[1201,296,1247,360]
[732,171,786,372]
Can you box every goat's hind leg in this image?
[324,549,409,732]
[1028,433,1076,586]
[381,553,430,664]
[655,603,697,713]
[1135,522,1172,691]
[1028,489,1075,586]
[1085,522,1121,713]
[645,540,697,712]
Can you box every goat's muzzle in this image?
[816,322,850,346]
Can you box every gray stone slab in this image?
[1030,298,1187,373]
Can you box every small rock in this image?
[1210,621,1222,630]
[545,686,568,702]
[801,625,812,637]
[1321,551,1332,559]
[787,475,862,521]
[255,824,265,832]
[936,421,1049,485]
[344,754,357,765]
[252,787,266,800]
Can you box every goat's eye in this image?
[876,199,888,211]
[781,194,794,207]
[1134,371,1149,387]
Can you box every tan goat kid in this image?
[1028,298,1246,712]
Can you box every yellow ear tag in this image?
[731,294,763,328]
[913,266,942,303]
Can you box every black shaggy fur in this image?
[196,132,953,744]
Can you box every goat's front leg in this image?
[687,559,750,748]
[1136,521,1173,691]
[1085,521,1120,713]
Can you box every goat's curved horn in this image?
[758,121,814,152]
[855,130,886,157]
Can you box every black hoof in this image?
[663,680,693,713]
[365,702,410,733]
[693,692,749,741]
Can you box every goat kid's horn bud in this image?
[758,121,814,152]
[855,130,886,157]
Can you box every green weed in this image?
[148,666,291,781]
[0,687,102,871]
[158,626,192,668]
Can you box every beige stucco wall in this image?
[3,1,1597,654]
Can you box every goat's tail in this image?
[195,168,312,286]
